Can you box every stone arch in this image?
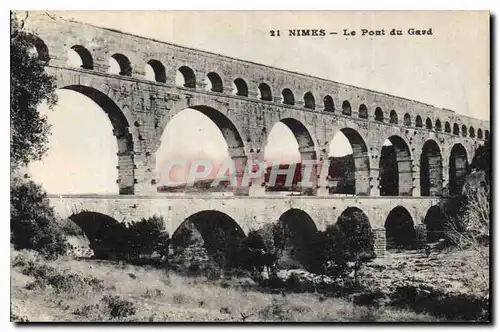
[258,82,272,101]
[70,45,93,70]
[206,72,223,93]
[420,140,443,196]
[477,128,483,139]
[425,117,433,130]
[171,210,245,264]
[304,92,315,109]
[485,130,490,139]
[453,123,460,136]
[435,119,442,132]
[379,135,413,196]
[110,53,132,76]
[177,66,196,88]
[469,127,475,138]
[384,206,417,249]
[461,124,467,137]
[233,78,248,97]
[375,107,384,122]
[277,118,316,151]
[68,211,126,259]
[335,207,374,256]
[277,208,318,270]
[342,101,352,116]
[404,113,411,126]
[358,104,368,119]
[445,121,451,133]
[416,115,423,128]
[424,206,447,243]
[449,143,469,195]
[60,85,135,194]
[389,110,398,124]
[282,88,295,105]
[332,128,370,195]
[28,34,50,62]
[146,59,166,83]
[324,95,334,112]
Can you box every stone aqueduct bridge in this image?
[26,14,489,255]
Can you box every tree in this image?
[11,12,57,170]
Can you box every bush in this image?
[10,178,68,259]
[124,215,170,260]
[101,295,136,319]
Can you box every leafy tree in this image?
[10,177,68,259]
[11,12,57,170]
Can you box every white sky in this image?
[27,11,490,193]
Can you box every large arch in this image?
[379,135,413,196]
[384,206,417,250]
[420,140,443,196]
[277,208,318,270]
[68,211,127,259]
[334,207,374,258]
[449,143,469,195]
[60,85,135,194]
[329,128,370,196]
[423,206,447,243]
[171,210,245,266]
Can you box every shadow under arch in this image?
[60,85,135,194]
[171,210,245,265]
[384,206,417,250]
[68,211,127,259]
[420,140,443,196]
[333,207,374,257]
[423,205,447,243]
[277,208,318,270]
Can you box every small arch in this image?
[70,45,93,69]
[424,206,447,243]
[177,66,196,88]
[461,125,467,137]
[485,130,490,139]
[453,123,460,136]
[415,116,423,128]
[469,127,475,138]
[110,53,132,76]
[304,92,315,109]
[206,72,223,93]
[258,83,272,101]
[323,95,334,112]
[389,110,398,124]
[342,101,352,116]
[425,117,433,130]
[477,128,483,139]
[404,113,411,126]
[445,121,451,133]
[435,119,442,131]
[358,104,368,119]
[385,206,417,250]
[282,88,295,105]
[146,59,166,83]
[375,107,384,122]
[233,78,248,97]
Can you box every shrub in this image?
[124,215,170,260]
[10,178,68,259]
[101,295,136,318]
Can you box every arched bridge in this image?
[24,13,490,256]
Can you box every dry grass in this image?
[10,248,439,322]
